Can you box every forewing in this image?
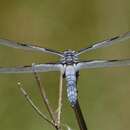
[77,32,130,55]
[0,39,63,56]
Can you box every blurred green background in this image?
[0,0,130,130]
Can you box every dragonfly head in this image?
[61,50,79,65]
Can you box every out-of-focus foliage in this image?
[0,0,130,130]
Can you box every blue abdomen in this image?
[65,65,77,107]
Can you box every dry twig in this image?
[57,71,63,128]
[32,64,56,122]
[18,82,55,127]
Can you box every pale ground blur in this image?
[0,0,130,130]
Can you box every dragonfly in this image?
[0,32,130,130]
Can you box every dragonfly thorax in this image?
[61,50,78,65]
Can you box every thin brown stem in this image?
[32,64,56,123]
[57,71,63,129]
[73,100,87,130]
[18,82,55,127]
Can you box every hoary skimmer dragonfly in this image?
[0,32,130,130]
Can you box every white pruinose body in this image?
[65,65,78,107]
[0,32,130,107]
[0,32,130,130]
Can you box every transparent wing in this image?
[0,39,63,57]
[76,59,130,70]
[0,63,63,73]
[77,32,130,56]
